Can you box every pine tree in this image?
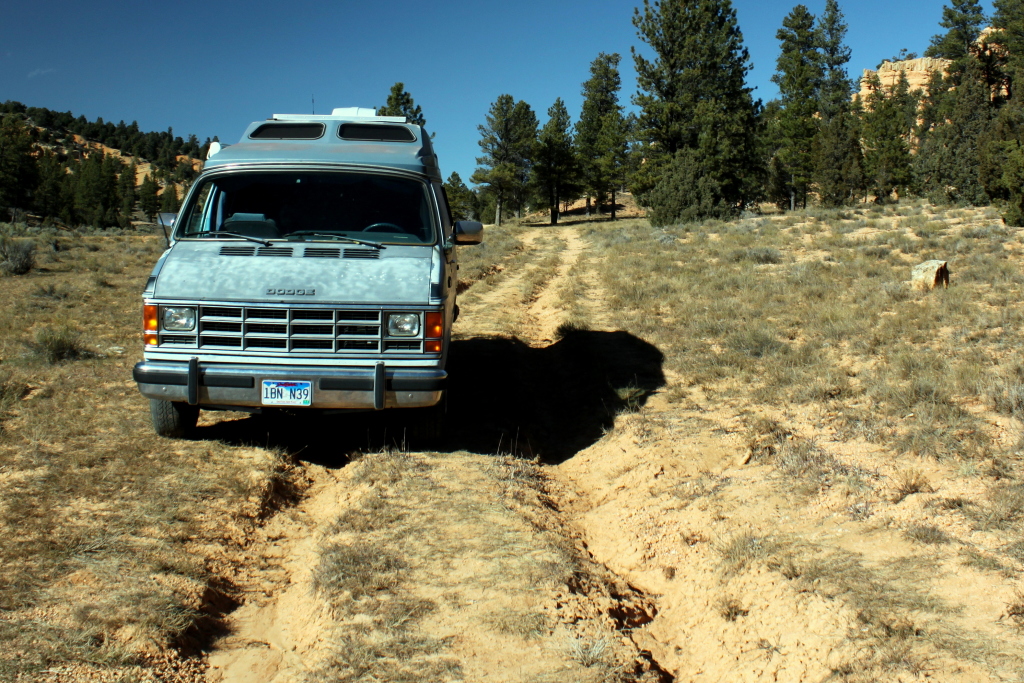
[862,72,918,202]
[443,172,477,222]
[576,53,623,215]
[772,4,822,210]
[632,0,759,224]
[0,116,38,216]
[118,161,138,227]
[917,59,992,204]
[817,0,853,123]
[471,95,536,224]
[139,174,159,220]
[595,111,630,219]
[377,82,426,126]
[159,183,179,213]
[33,151,71,221]
[992,0,1024,101]
[532,98,581,225]
[925,0,987,71]
[811,0,863,206]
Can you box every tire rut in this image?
[204,223,674,682]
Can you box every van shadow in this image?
[196,329,665,466]
[445,330,665,463]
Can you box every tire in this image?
[150,399,199,438]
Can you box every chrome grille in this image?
[154,305,435,354]
[157,306,388,353]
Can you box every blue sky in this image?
[1,0,991,186]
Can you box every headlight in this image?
[161,306,196,331]
[387,312,420,337]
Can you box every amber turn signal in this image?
[144,305,159,345]
[425,311,443,339]
[425,340,442,353]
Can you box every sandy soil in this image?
[201,221,1023,682]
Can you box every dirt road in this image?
[203,221,1023,683]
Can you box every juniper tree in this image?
[576,53,624,215]
[632,0,759,224]
[532,98,580,225]
[377,82,426,126]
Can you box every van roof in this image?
[203,112,440,181]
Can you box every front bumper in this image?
[133,360,445,410]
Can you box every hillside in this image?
[1,200,1022,681]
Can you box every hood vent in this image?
[344,249,380,259]
[257,247,294,257]
[220,245,256,256]
[304,247,342,258]
[218,245,380,258]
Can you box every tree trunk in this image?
[495,197,502,226]
[585,195,591,217]
[789,186,795,212]
[611,189,617,220]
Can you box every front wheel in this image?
[150,399,199,438]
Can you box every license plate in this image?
[261,380,312,406]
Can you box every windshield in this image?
[175,171,437,245]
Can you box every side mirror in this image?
[157,213,177,248]
[453,220,483,245]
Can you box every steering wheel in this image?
[362,222,406,233]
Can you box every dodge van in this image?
[132,108,483,438]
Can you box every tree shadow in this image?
[193,329,665,466]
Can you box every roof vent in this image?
[332,107,380,118]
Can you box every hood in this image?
[154,240,433,304]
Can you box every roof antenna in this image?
[312,93,315,115]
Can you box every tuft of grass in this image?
[28,325,89,363]
[1008,591,1024,629]
[903,524,952,545]
[968,482,1024,530]
[959,548,1007,573]
[719,597,749,621]
[31,282,74,300]
[566,635,609,668]
[0,237,35,275]
[890,469,935,503]
[487,609,548,638]
[312,545,408,607]
[717,532,782,574]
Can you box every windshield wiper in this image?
[180,231,272,247]
[285,231,385,249]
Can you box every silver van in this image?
[133,108,483,438]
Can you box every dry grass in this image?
[0,223,291,678]
[579,204,1024,678]
[309,449,649,682]
[584,205,1024,462]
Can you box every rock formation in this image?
[859,57,951,99]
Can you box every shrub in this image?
[0,237,35,275]
[30,325,87,363]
